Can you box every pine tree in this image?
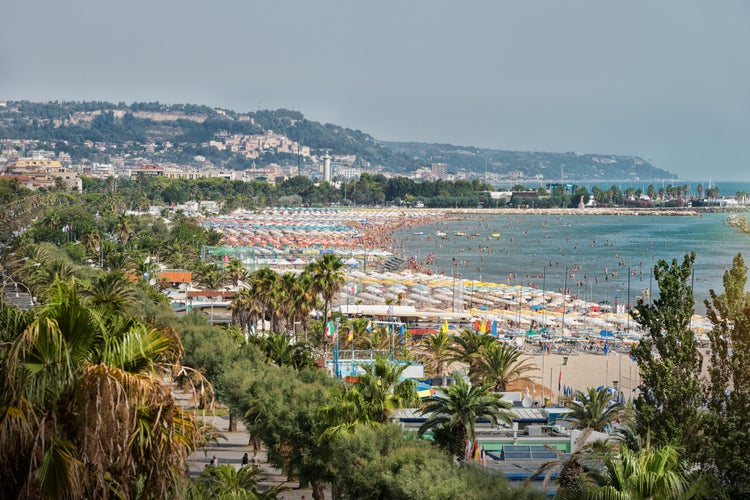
[630,253,704,457]
[704,253,750,497]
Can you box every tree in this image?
[413,329,454,386]
[329,424,537,500]
[81,269,139,315]
[703,253,750,496]
[353,357,418,424]
[114,213,135,244]
[532,437,614,499]
[240,364,336,500]
[307,254,344,323]
[196,464,286,499]
[587,444,722,500]
[630,253,704,457]
[474,342,537,392]
[448,328,497,380]
[225,257,246,287]
[0,278,206,499]
[564,387,624,432]
[418,375,511,459]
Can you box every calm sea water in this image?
[395,211,750,315]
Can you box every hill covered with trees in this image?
[0,100,675,181]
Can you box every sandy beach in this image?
[206,206,719,402]
[510,350,640,403]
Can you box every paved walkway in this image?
[188,415,317,500]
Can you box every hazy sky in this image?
[2,1,748,180]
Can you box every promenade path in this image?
[188,415,317,500]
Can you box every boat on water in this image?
[491,233,501,238]
[455,231,467,236]
[435,231,447,237]
[414,231,425,235]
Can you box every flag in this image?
[324,320,334,337]
[464,439,472,460]
[441,320,449,334]
[558,368,562,392]
[603,340,610,355]
[366,321,372,332]
[491,320,497,336]
[479,320,486,334]
[346,327,353,342]
[144,255,151,264]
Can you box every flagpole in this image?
[334,319,340,378]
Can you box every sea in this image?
[394,181,750,315]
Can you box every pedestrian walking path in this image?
[188,415,316,500]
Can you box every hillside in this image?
[384,141,675,182]
[0,101,675,181]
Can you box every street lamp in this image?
[1,274,34,310]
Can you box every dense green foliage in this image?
[630,253,704,457]
[418,376,512,459]
[1,100,676,179]
[5,176,750,498]
[703,254,750,497]
[0,279,207,499]
[0,101,420,171]
[564,387,625,433]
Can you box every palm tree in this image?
[356,357,418,423]
[307,254,344,323]
[474,342,537,392]
[225,257,246,288]
[565,387,624,432]
[587,444,722,499]
[448,328,497,380]
[81,269,139,315]
[230,287,261,336]
[159,239,189,268]
[198,464,287,499]
[289,271,317,340]
[0,278,207,499]
[79,231,101,258]
[413,329,454,386]
[319,357,417,439]
[262,332,313,369]
[193,261,225,290]
[115,213,135,244]
[532,436,614,499]
[419,375,512,459]
[354,324,391,354]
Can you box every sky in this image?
[2,1,749,181]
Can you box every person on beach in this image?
[241,453,249,467]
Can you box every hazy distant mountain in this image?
[383,141,675,182]
[0,101,675,181]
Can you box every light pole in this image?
[1,274,34,310]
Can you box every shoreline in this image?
[435,206,748,216]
